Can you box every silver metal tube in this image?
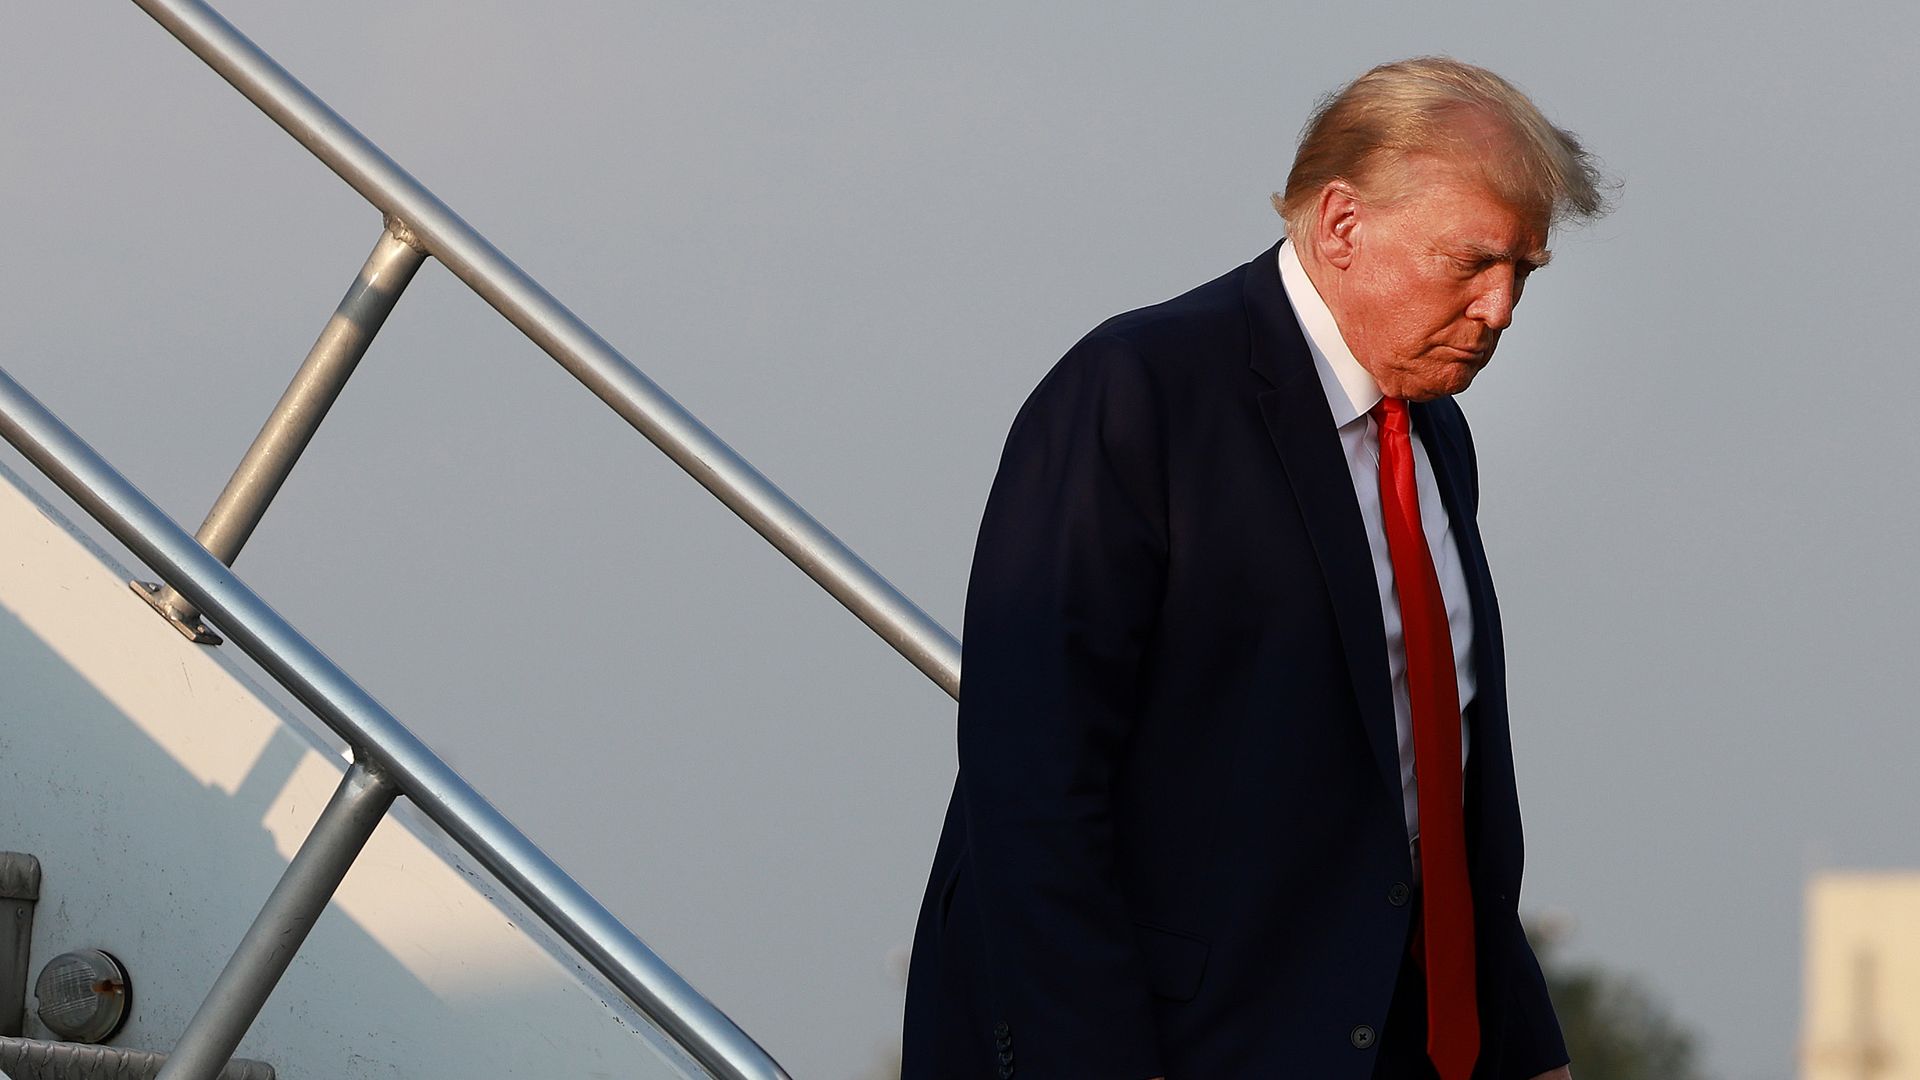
[128,0,963,699]
[152,221,427,631]
[196,221,425,564]
[156,761,398,1080]
[0,365,790,1080]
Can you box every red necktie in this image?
[1372,396,1479,1079]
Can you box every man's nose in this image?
[1467,268,1518,331]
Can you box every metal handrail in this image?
[130,0,964,699]
[0,364,789,1080]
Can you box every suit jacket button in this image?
[997,1066,1015,1080]
[993,1020,1010,1038]
[1350,1024,1377,1049]
[998,1048,1015,1066]
[1388,882,1411,907]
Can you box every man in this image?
[904,58,1608,1079]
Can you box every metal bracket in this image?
[129,580,221,645]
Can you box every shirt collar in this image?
[1276,238,1382,429]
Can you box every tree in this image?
[1527,915,1708,1080]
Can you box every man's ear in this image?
[1314,181,1362,270]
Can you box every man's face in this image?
[1333,154,1552,401]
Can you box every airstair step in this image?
[0,1037,272,1080]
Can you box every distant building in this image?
[1801,872,1920,1080]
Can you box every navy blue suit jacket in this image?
[902,242,1568,1079]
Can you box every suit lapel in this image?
[1412,399,1515,889]
[1243,244,1401,802]
[1410,401,1500,702]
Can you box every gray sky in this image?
[5,2,1918,1077]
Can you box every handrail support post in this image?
[127,0,962,693]
[139,217,427,642]
[154,758,399,1080]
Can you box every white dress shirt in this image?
[1275,239,1475,866]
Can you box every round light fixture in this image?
[34,949,130,1043]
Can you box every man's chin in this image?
[1401,369,1480,401]
[1433,359,1489,397]
[1374,354,1488,401]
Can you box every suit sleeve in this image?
[1499,913,1571,1078]
[957,333,1169,1079]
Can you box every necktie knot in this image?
[1371,395,1410,436]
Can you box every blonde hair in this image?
[1274,57,1609,239]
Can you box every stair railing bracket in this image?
[131,579,223,645]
